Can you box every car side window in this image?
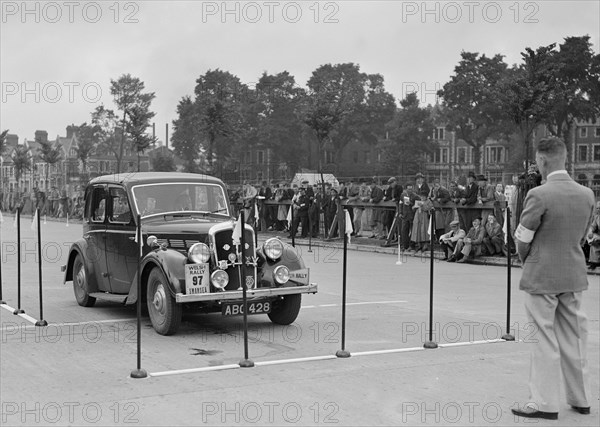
[109,187,132,224]
[89,187,107,223]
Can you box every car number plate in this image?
[222,301,271,316]
[185,263,210,295]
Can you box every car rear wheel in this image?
[268,294,301,325]
[73,254,96,307]
[147,267,182,335]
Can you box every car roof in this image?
[88,172,225,190]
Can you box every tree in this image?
[544,36,600,162]
[151,150,176,172]
[381,93,435,176]
[496,44,558,168]
[438,52,509,173]
[91,105,121,173]
[75,123,98,178]
[11,144,32,198]
[110,74,156,173]
[0,129,8,156]
[171,96,202,172]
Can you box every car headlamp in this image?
[188,243,210,263]
[263,238,284,261]
[273,265,290,285]
[211,270,229,289]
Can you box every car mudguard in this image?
[63,239,100,294]
[125,249,187,305]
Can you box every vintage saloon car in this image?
[62,173,317,335]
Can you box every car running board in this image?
[89,293,128,304]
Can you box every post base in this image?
[130,369,148,379]
[395,260,403,265]
[13,309,25,315]
[35,320,48,327]
[0,300,6,305]
[423,341,438,349]
[336,349,351,358]
[239,359,255,368]
[502,333,515,341]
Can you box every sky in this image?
[1,0,599,144]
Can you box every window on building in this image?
[364,151,371,164]
[257,150,264,165]
[578,146,588,162]
[593,145,600,162]
[487,146,505,164]
[592,175,600,197]
[579,127,588,138]
[257,171,263,181]
[433,128,445,140]
[353,151,359,163]
[326,151,334,164]
[596,128,600,137]
[577,174,588,186]
[457,147,467,164]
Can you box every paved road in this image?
[1,217,598,426]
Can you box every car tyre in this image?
[147,267,182,335]
[268,294,301,325]
[73,254,96,307]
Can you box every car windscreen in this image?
[132,182,229,217]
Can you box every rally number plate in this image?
[185,263,210,295]
[222,301,271,316]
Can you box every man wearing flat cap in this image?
[439,220,466,261]
[460,171,479,231]
[477,174,494,227]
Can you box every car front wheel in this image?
[146,267,182,335]
[73,254,96,307]
[268,294,301,325]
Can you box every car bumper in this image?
[175,283,318,303]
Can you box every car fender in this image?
[63,239,100,294]
[257,240,307,288]
[125,249,187,305]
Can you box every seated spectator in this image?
[483,214,505,256]
[440,220,466,261]
[452,217,485,263]
[587,201,600,270]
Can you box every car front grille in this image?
[156,238,202,251]
[213,228,257,291]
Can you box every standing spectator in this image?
[288,187,309,238]
[49,186,60,217]
[359,180,373,237]
[493,183,506,226]
[368,179,385,238]
[274,183,289,232]
[440,220,466,261]
[382,177,403,239]
[267,181,279,231]
[308,184,322,238]
[353,179,368,237]
[399,184,417,251]
[410,173,430,252]
[505,174,519,234]
[476,174,494,227]
[453,217,485,263]
[460,171,478,232]
[257,181,272,231]
[512,137,594,421]
[448,181,464,224]
[323,187,340,238]
[483,214,505,256]
[345,179,360,234]
[429,178,451,239]
[241,181,258,225]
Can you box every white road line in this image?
[147,339,510,378]
[0,304,39,325]
[301,300,407,309]
[0,317,137,332]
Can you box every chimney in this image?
[66,124,78,138]
[35,130,48,144]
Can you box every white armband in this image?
[515,223,535,243]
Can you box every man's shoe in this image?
[447,256,456,262]
[570,406,590,415]
[457,257,467,263]
[511,407,558,420]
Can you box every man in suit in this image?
[453,216,485,263]
[440,220,465,261]
[482,213,504,256]
[512,137,595,420]
[459,171,478,232]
